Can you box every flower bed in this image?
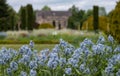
[0,35,120,76]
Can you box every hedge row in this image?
[109,1,120,43]
[0,40,75,44]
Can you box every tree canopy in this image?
[41,5,51,11]
[68,5,86,30]
[19,4,35,30]
[0,0,18,31]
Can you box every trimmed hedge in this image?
[109,1,120,43]
[82,16,108,33]
[39,23,54,29]
[0,40,58,44]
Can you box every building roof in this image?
[36,10,71,18]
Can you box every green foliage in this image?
[93,6,99,33]
[68,5,94,30]
[41,5,51,11]
[109,1,120,43]
[19,4,35,30]
[86,9,93,17]
[26,4,34,30]
[39,23,54,29]
[68,5,86,29]
[0,0,17,31]
[82,16,108,32]
[20,6,27,30]
[82,16,94,30]
[8,6,17,30]
[9,14,15,30]
[0,0,9,31]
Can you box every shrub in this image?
[39,23,54,29]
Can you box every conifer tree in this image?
[26,4,34,30]
[93,6,99,33]
[20,6,26,30]
[0,0,9,31]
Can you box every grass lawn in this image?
[0,44,55,51]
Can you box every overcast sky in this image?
[7,0,118,13]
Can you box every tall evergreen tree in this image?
[0,0,9,31]
[93,6,99,33]
[20,6,26,30]
[8,6,17,30]
[26,4,34,30]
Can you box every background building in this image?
[36,11,71,29]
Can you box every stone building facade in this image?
[36,11,71,29]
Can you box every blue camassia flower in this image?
[108,35,114,44]
[30,69,37,76]
[0,59,5,65]
[47,52,59,69]
[52,45,60,53]
[64,47,73,56]
[65,68,72,75]
[83,48,90,57]
[20,71,27,76]
[109,54,120,65]
[116,69,120,76]
[19,45,33,56]
[72,52,81,59]
[47,59,58,69]
[18,55,30,65]
[79,63,86,72]
[68,58,79,67]
[105,64,114,74]
[59,57,66,67]
[97,35,105,44]
[40,49,49,56]
[92,43,105,55]
[6,68,12,75]
[10,61,18,71]
[106,46,113,53]
[84,68,90,74]
[0,48,15,64]
[83,38,93,46]
[38,55,47,66]
[80,42,86,49]
[59,39,68,47]
[29,40,34,48]
[29,61,38,69]
[49,52,59,61]
[114,45,120,53]
[19,45,28,54]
